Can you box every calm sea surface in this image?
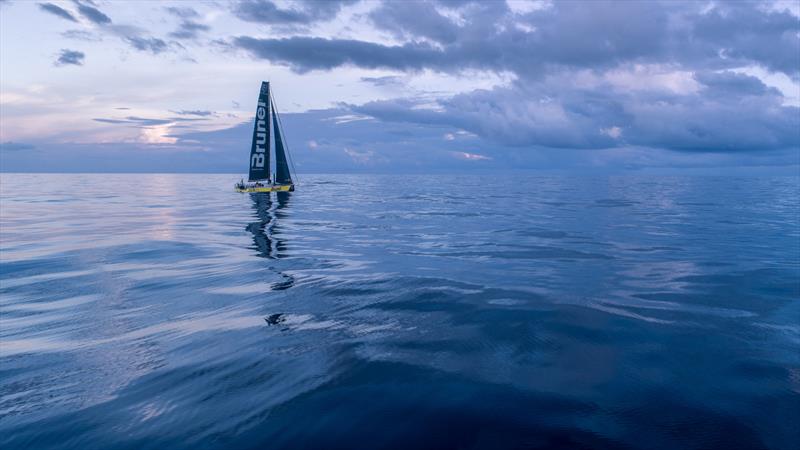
[1,174,798,449]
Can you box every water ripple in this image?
[1,174,798,449]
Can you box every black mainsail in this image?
[272,99,292,185]
[236,81,295,192]
[248,81,270,182]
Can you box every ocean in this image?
[1,173,798,449]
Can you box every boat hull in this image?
[235,184,293,193]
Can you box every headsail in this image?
[272,99,292,185]
[248,81,270,182]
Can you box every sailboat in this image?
[235,81,295,193]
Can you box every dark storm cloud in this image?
[38,3,78,22]
[72,0,111,25]
[233,0,356,25]
[169,20,210,40]
[55,49,85,66]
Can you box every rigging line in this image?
[271,94,301,185]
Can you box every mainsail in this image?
[236,81,295,192]
[248,81,271,182]
[272,99,292,185]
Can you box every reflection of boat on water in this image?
[247,192,291,258]
[235,81,297,193]
[247,192,294,290]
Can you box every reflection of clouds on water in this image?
[0,306,266,357]
[1,174,798,450]
[140,174,180,241]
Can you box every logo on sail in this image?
[251,101,267,169]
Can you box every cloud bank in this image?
[231,1,799,156]
[2,0,798,173]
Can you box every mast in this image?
[248,81,270,182]
[272,97,292,184]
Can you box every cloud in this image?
[92,115,209,127]
[351,72,799,153]
[55,49,85,66]
[232,1,799,80]
[233,0,356,25]
[93,116,171,126]
[233,36,446,73]
[165,6,199,19]
[452,151,491,161]
[4,108,798,174]
[44,2,172,55]
[8,0,800,173]
[123,36,168,54]
[170,110,214,117]
[692,2,800,76]
[169,20,210,40]
[0,141,35,152]
[601,127,623,139]
[343,147,375,164]
[369,1,460,44]
[360,76,405,87]
[38,3,78,22]
[61,29,101,41]
[72,0,111,25]
[694,71,777,98]
[93,23,174,55]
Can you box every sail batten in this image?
[272,99,292,185]
[248,81,270,182]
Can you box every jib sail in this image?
[272,99,292,185]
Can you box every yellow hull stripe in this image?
[235,184,293,193]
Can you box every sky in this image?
[0,0,799,174]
